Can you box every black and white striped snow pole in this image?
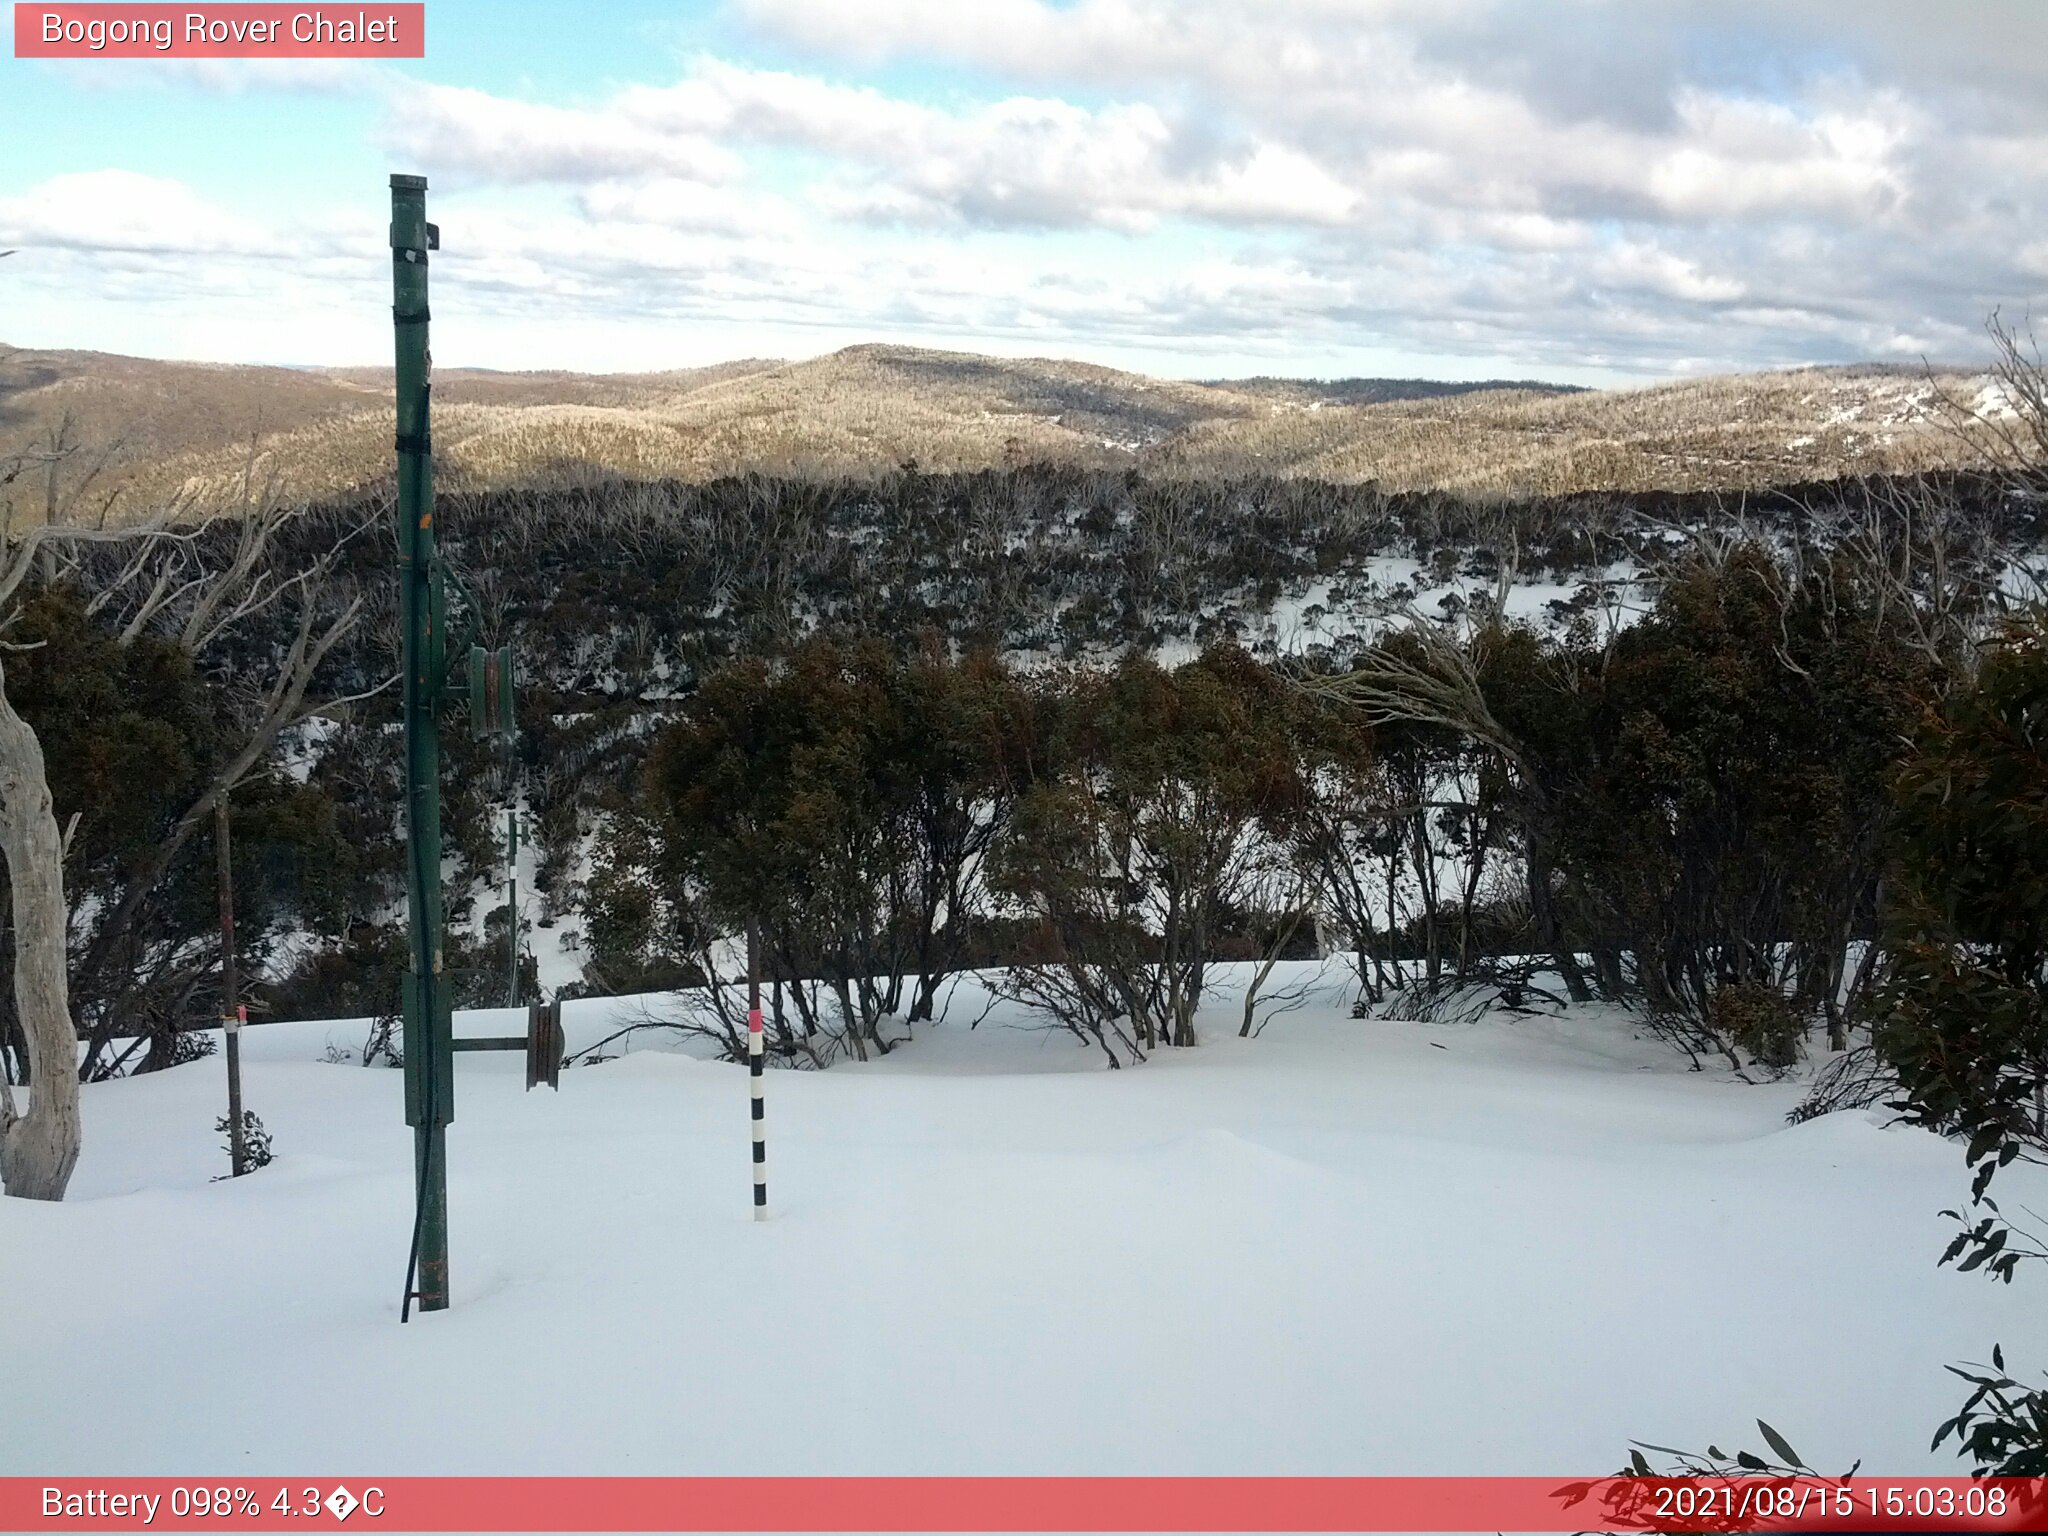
[748,1007,767,1218]
[747,927,767,1221]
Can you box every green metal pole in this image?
[391,172,450,1316]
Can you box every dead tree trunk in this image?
[0,668,80,1200]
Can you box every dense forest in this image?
[0,446,2039,1095]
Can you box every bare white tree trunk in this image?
[0,482,372,1195]
[0,661,80,1200]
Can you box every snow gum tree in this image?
[0,496,369,1199]
[0,616,77,1199]
[1883,611,2048,1191]
[990,645,1304,1057]
[640,637,1035,1061]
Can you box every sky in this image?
[2,0,2046,386]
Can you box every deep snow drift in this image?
[3,967,2036,1477]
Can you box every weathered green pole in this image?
[391,172,451,1317]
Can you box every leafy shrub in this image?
[1882,612,2048,1194]
[168,1031,219,1068]
[1937,1347,2048,1476]
[214,1110,274,1175]
[1709,981,1801,1069]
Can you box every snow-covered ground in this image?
[3,966,2037,1477]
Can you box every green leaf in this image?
[1757,1420,1802,1468]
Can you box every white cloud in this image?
[0,171,271,254]
[1643,90,1915,222]
[10,0,2047,377]
[391,62,1359,235]
[1594,243,1746,305]
[392,82,743,186]
[575,178,800,237]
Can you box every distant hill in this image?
[1202,375,1589,406]
[0,339,2004,525]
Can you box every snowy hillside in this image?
[0,341,2019,519]
[3,967,2033,1477]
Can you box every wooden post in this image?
[215,795,247,1178]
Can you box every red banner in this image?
[4,1477,2048,1532]
[13,4,424,58]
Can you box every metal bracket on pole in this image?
[525,1000,564,1091]
[443,1002,559,1087]
[468,643,516,740]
